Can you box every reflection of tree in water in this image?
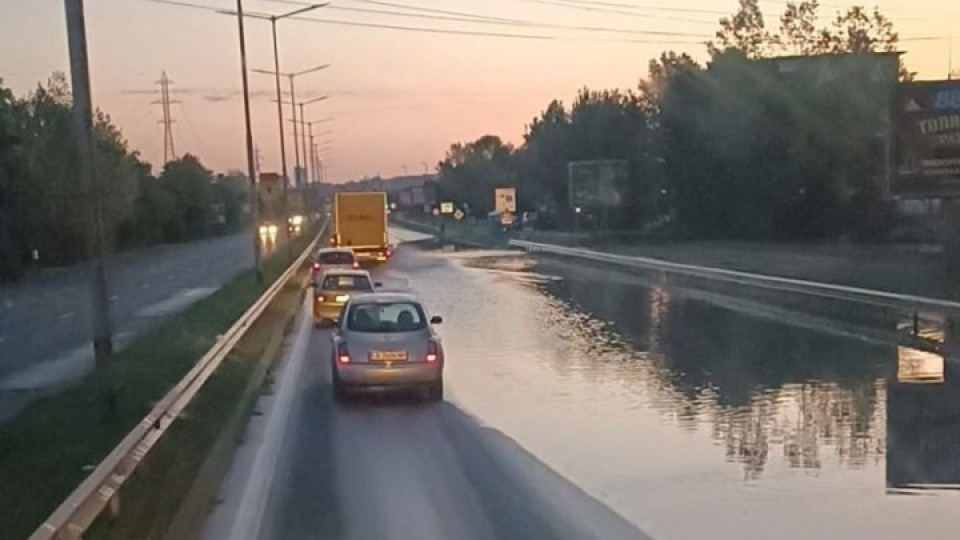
[538,271,889,480]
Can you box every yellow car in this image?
[313,269,377,327]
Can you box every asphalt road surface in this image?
[0,232,266,421]
[202,228,960,540]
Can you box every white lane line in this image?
[59,312,76,320]
[110,295,119,302]
[0,344,92,391]
[227,302,311,540]
[166,274,175,280]
[0,336,7,344]
[140,283,151,289]
[137,287,218,318]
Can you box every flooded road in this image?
[206,230,960,540]
[401,243,960,539]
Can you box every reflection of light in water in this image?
[259,230,278,256]
[531,290,886,479]
[648,286,670,354]
[897,346,944,383]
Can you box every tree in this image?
[158,154,215,240]
[0,80,23,279]
[436,135,515,215]
[777,1,829,55]
[709,0,773,59]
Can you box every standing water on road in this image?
[386,245,960,540]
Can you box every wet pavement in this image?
[205,229,960,540]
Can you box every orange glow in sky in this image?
[1,0,957,182]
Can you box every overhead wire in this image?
[144,0,710,43]
[259,0,715,35]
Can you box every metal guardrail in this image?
[30,224,326,540]
[509,239,960,317]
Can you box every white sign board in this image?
[495,188,517,214]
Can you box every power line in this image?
[513,0,726,18]
[261,0,715,35]
[269,0,718,26]
[144,0,710,42]
[176,101,212,159]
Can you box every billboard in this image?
[494,187,516,214]
[898,80,960,196]
[568,160,627,208]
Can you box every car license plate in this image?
[370,350,408,362]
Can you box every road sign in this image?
[495,188,516,214]
[454,209,465,221]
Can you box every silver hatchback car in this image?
[330,293,444,402]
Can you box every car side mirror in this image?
[430,315,443,325]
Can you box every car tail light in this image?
[315,294,325,302]
[352,261,360,269]
[426,341,440,363]
[312,263,322,271]
[337,342,351,364]
[386,249,392,258]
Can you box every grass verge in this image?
[0,226,321,540]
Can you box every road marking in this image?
[3,300,13,309]
[227,303,311,540]
[140,283,151,289]
[0,336,7,344]
[0,344,93,391]
[137,287,218,318]
[167,274,175,280]
[59,312,76,320]
[110,295,119,302]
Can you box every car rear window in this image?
[321,275,373,291]
[347,302,426,333]
[317,251,355,264]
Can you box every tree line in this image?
[0,73,248,281]
[434,0,909,240]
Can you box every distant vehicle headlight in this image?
[267,224,278,234]
[289,215,305,226]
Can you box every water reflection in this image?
[527,257,891,480]
[259,228,278,256]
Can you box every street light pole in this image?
[288,75,301,186]
[299,102,309,182]
[64,0,112,369]
[235,0,262,283]
[269,17,292,261]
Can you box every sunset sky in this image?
[1,0,957,182]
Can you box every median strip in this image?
[0,224,323,540]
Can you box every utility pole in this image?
[234,0,262,282]
[308,126,316,183]
[64,0,113,371]
[155,71,178,163]
[299,102,310,185]
[269,18,292,262]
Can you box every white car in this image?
[312,247,358,285]
[331,293,444,402]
